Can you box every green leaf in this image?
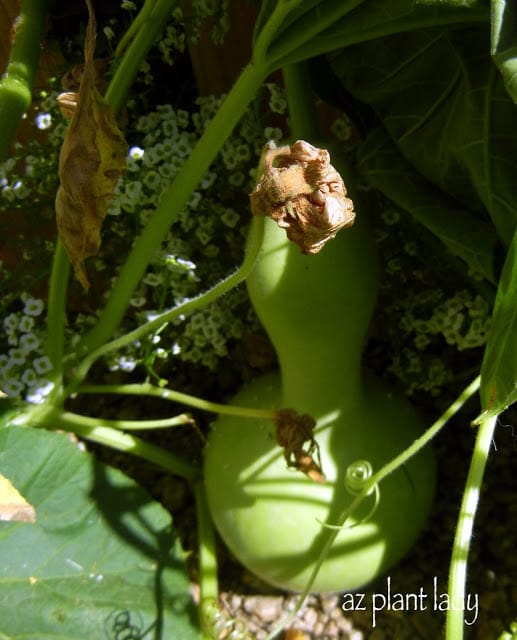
[475,228,517,421]
[271,0,488,66]
[358,129,498,283]
[329,24,517,245]
[491,0,517,103]
[0,426,200,640]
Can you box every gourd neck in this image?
[246,213,378,416]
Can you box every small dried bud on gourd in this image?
[250,140,355,253]
[274,408,325,483]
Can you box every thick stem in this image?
[446,411,496,640]
[45,240,69,387]
[106,0,178,114]
[0,0,49,160]
[282,63,319,141]
[194,479,219,637]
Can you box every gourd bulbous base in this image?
[204,371,435,593]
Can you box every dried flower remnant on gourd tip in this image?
[249,140,355,253]
[274,408,325,483]
[55,0,127,290]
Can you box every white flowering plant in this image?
[1,1,517,639]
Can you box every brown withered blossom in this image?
[250,140,355,253]
[274,408,325,483]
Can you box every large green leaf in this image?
[491,0,517,103]
[358,128,498,283]
[269,0,488,67]
[329,24,517,245]
[0,426,200,639]
[475,228,517,421]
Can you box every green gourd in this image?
[204,154,435,592]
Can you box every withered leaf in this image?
[55,0,127,290]
[0,472,36,523]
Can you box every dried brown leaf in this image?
[0,472,36,523]
[55,0,127,290]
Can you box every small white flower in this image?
[33,355,52,375]
[143,272,163,287]
[117,356,137,372]
[143,170,161,190]
[35,113,52,130]
[189,191,201,209]
[200,171,217,189]
[21,368,37,385]
[19,315,35,333]
[129,296,147,308]
[221,208,239,228]
[3,313,18,333]
[264,126,283,141]
[129,145,145,160]
[13,180,29,199]
[3,378,24,397]
[26,379,54,404]
[19,332,40,354]
[23,297,44,317]
[0,354,10,371]
[8,348,25,365]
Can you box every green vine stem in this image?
[266,376,482,640]
[77,382,276,420]
[445,412,498,640]
[106,0,178,114]
[45,240,70,389]
[114,0,156,59]
[56,408,192,431]
[10,403,198,480]
[0,0,49,160]
[56,417,197,482]
[281,63,319,141]
[67,216,264,391]
[194,478,219,639]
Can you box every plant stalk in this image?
[0,0,49,160]
[106,0,178,114]
[77,382,275,420]
[445,412,497,640]
[194,478,219,638]
[45,240,69,388]
[60,419,198,482]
